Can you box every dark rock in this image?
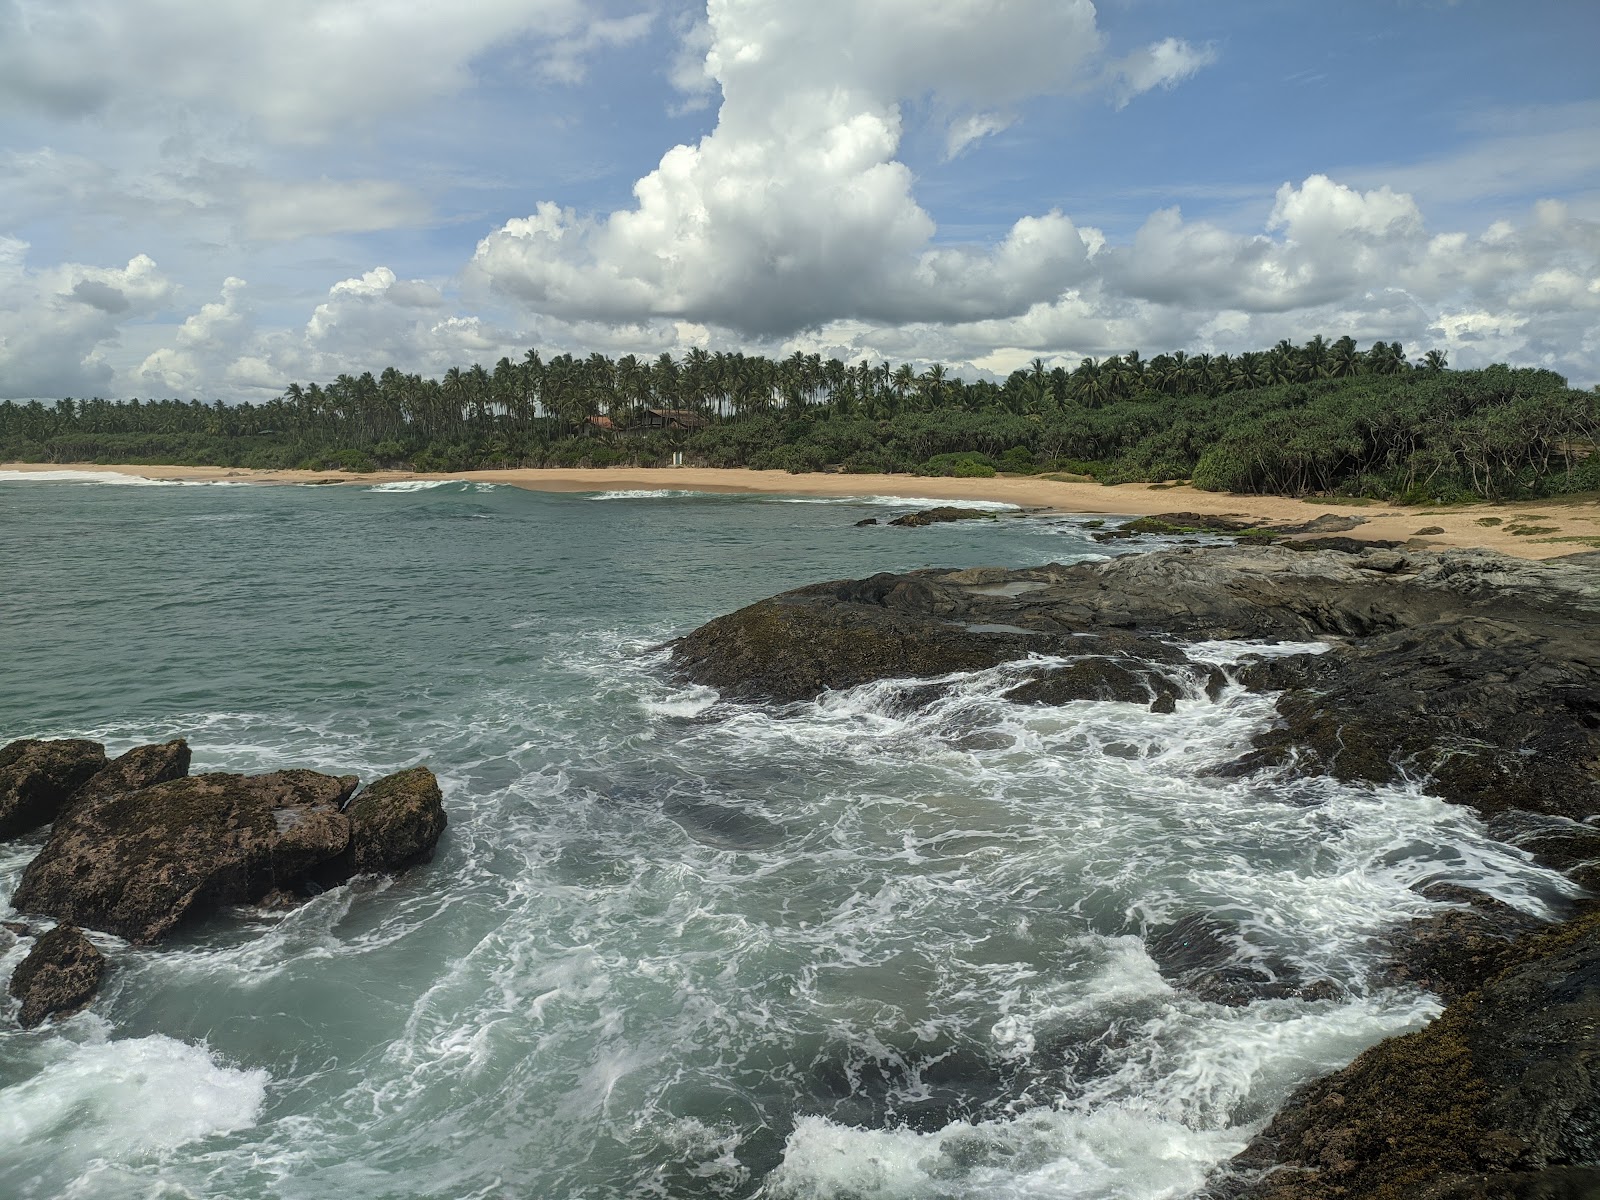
[1230,613,1600,822]
[7,924,105,1027]
[1219,907,1600,1199]
[673,544,1600,824]
[71,739,190,809]
[12,770,359,943]
[335,765,447,877]
[1277,536,1405,553]
[0,738,106,839]
[1145,914,1339,1006]
[1376,884,1549,1002]
[1273,513,1368,535]
[1416,525,1448,536]
[670,587,1059,703]
[888,506,996,527]
[1001,658,1183,712]
[854,517,879,526]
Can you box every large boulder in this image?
[1216,908,1600,1199]
[12,770,358,943]
[0,738,106,839]
[10,764,447,944]
[7,924,105,1027]
[335,765,448,877]
[71,739,191,809]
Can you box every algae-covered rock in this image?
[11,770,358,943]
[7,924,105,1027]
[70,739,191,809]
[1218,908,1600,1199]
[1002,658,1185,712]
[671,588,1053,703]
[888,507,997,527]
[0,738,106,839]
[337,765,447,877]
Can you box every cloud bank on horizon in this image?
[1,0,1597,400]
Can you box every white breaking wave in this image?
[0,469,176,486]
[585,488,1021,510]
[0,1034,268,1195]
[364,479,500,493]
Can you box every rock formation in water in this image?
[0,738,107,838]
[1216,907,1600,1200]
[672,543,1600,1189]
[671,545,1600,828]
[7,923,105,1028]
[887,506,998,527]
[10,764,446,944]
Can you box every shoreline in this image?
[5,460,1597,559]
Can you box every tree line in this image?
[2,337,1595,502]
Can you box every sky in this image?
[1,0,1598,402]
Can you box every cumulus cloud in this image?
[470,0,1110,335]
[0,240,176,398]
[138,276,253,395]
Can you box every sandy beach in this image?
[5,460,1597,559]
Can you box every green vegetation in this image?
[2,337,1596,502]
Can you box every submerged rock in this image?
[1145,914,1339,1007]
[1001,658,1185,713]
[7,924,105,1027]
[0,738,107,839]
[11,765,446,944]
[1217,907,1600,1199]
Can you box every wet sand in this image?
[5,461,1597,559]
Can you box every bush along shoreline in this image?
[3,339,1596,504]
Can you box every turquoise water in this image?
[0,474,1573,1199]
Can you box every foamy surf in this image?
[365,479,501,493]
[0,1033,268,1196]
[585,488,1021,510]
[5,480,1571,1199]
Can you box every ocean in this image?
[0,472,1572,1199]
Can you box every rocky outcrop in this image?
[1216,908,1600,1199]
[1375,884,1549,1003]
[7,924,105,1027]
[887,506,998,527]
[0,738,107,839]
[670,546,1600,826]
[336,765,447,876]
[11,765,446,943]
[71,739,190,809]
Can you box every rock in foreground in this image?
[11,765,446,943]
[0,738,107,839]
[7,924,105,1027]
[1217,908,1600,1199]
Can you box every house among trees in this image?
[640,408,709,432]
[580,415,616,437]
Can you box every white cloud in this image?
[240,179,431,242]
[470,0,1109,335]
[0,0,614,140]
[0,240,176,398]
[944,112,1014,160]
[138,276,252,395]
[1108,38,1218,110]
